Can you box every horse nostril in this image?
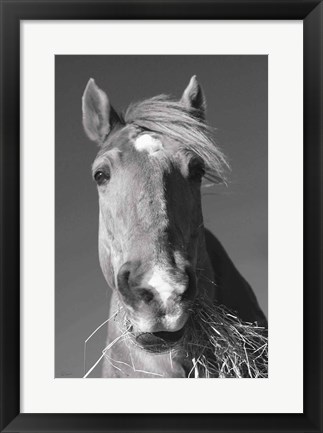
[117,261,148,301]
[137,288,154,303]
[117,262,132,297]
[123,270,130,284]
[181,267,197,301]
[117,262,156,305]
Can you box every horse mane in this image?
[122,95,229,184]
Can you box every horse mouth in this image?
[133,326,186,352]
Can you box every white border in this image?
[21,21,303,413]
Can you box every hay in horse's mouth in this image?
[88,298,268,378]
[120,298,268,378]
[183,299,268,378]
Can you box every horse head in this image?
[82,76,227,337]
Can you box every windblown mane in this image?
[122,95,229,184]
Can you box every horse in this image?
[82,76,267,378]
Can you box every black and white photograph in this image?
[55,55,268,379]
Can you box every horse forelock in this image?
[95,95,228,184]
[121,95,229,184]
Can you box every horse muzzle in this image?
[116,260,196,333]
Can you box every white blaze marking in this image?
[143,266,185,304]
[134,134,163,154]
[147,268,173,302]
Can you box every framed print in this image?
[0,1,322,432]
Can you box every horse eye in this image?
[189,158,205,181]
[94,170,110,185]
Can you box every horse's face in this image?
[93,127,204,333]
[82,77,222,335]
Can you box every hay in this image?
[84,298,268,378]
[118,298,268,378]
[181,298,268,378]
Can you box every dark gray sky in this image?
[55,55,267,378]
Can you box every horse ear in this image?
[82,78,119,143]
[180,75,206,118]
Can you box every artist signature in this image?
[60,371,72,377]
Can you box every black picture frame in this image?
[0,1,322,432]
